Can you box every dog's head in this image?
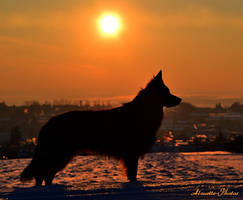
[145,70,181,107]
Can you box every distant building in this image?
[0,132,10,145]
[207,112,243,121]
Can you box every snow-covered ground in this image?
[1,151,243,199]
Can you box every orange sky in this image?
[0,0,243,105]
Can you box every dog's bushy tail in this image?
[20,160,36,182]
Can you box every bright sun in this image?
[99,14,121,36]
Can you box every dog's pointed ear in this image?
[155,70,162,80]
[146,70,163,89]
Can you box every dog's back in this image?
[37,105,160,157]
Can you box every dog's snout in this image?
[164,95,181,108]
[171,95,181,106]
[176,97,182,105]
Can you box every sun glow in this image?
[99,14,121,36]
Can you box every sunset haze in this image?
[0,0,243,105]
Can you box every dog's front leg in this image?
[120,155,139,182]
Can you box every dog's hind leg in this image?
[43,154,73,186]
[35,176,44,186]
[44,173,55,186]
[121,156,139,182]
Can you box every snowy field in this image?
[0,151,243,200]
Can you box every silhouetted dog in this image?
[20,70,181,186]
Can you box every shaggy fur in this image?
[20,70,181,186]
